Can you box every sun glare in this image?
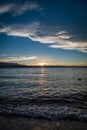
[38,63,46,67]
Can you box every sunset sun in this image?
[38,63,46,67]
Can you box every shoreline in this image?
[0,115,87,130]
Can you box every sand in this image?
[0,115,87,130]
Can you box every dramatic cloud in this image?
[0,56,37,62]
[0,2,40,15]
[49,42,87,53]
[0,22,39,37]
[0,23,87,53]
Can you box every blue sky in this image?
[0,0,87,66]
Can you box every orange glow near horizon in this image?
[38,62,47,66]
[22,58,87,67]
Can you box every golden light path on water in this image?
[38,67,48,96]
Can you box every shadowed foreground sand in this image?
[0,115,87,130]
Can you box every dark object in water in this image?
[78,78,82,81]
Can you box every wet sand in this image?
[0,115,87,130]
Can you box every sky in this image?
[0,0,87,66]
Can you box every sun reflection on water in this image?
[38,67,48,96]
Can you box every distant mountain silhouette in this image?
[0,62,26,67]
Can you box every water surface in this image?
[0,67,87,121]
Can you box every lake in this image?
[0,67,87,121]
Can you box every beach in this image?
[0,115,87,130]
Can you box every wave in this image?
[0,95,87,121]
[0,92,87,108]
[0,104,87,121]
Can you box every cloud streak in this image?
[0,23,87,53]
[0,4,14,14]
[14,2,39,15]
[0,56,37,62]
[0,2,40,15]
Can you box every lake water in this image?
[0,67,87,121]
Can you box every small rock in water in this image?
[78,78,82,81]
